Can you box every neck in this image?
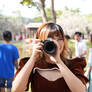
[4,40,10,44]
[77,39,81,42]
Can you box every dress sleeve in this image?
[70,58,88,86]
[13,57,33,91]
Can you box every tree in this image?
[50,0,56,23]
[39,0,48,22]
[21,0,48,22]
[32,8,62,22]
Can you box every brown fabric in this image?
[14,57,88,92]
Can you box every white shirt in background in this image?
[75,40,87,58]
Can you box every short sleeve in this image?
[82,42,87,51]
[70,58,88,85]
[13,47,19,61]
[14,57,33,91]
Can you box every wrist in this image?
[30,55,37,63]
[57,63,67,77]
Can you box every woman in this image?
[85,34,92,92]
[13,22,88,92]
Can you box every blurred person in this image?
[18,34,22,40]
[13,22,88,92]
[65,35,72,59]
[0,31,19,92]
[74,32,87,58]
[85,34,92,92]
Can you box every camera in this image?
[42,40,57,54]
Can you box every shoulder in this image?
[0,44,6,50]
[18,57,30,68]
[81,41,86,45]
[0,43,4,47]
[14,57,30,79]
[69,57,88,85]
[10,44,18,51]
[69,57,86,69]
[11,44,17,48]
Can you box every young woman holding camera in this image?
[13,22,88,92]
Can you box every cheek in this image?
[59,41,64,53]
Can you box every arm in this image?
[48,40,86,92]
[80,42,87,57]
[12,39,43,92]
[13,56,35,92]
[56,60,86,92]
[80,50,87,58]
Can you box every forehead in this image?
[38,23,64,40]
[75,34,81,37]
[48,29,63,38]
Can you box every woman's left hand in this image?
[44,39,64,64]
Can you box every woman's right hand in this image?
[31,39,43,62]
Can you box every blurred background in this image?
[0,0,92,58]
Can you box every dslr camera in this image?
[42,40,57,54]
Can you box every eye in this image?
[57,39,62,41]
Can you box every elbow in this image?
[78,85,86,92]
[12,88,17,92]
[12,82,25,92]
[12,82,20,92]
[73,84,86,92]
[82,85,86,92]
[12,85,18,92]
[12,86,22,92]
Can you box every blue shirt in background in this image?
[0,43,19,79]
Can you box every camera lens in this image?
[43,40,56,54]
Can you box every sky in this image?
[0,0,92,18]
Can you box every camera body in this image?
[42,40,56,54]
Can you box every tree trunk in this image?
[50,0,56,23]
[39,0,48,23]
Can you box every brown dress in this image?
[14,57,88,92]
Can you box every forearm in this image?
[13,56,35,92]
[80,51,87,57]
[57,62,86,92]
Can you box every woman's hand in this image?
[31,39,43,62]
[44,39,64,65]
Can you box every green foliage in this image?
[46,8,62,19]
[86,14,92,19]
[86,40,92,48]
[64,7,80,14]
[56,10,62,18]
[86,14,92,22]
[70,8,80,14]
[33,16,42,22]
[46,8,52,20]
[68,40,75,56]
[32,8,62,22]
[21,0,35,5]
[65,6,69,11]
[21,0,40,10]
